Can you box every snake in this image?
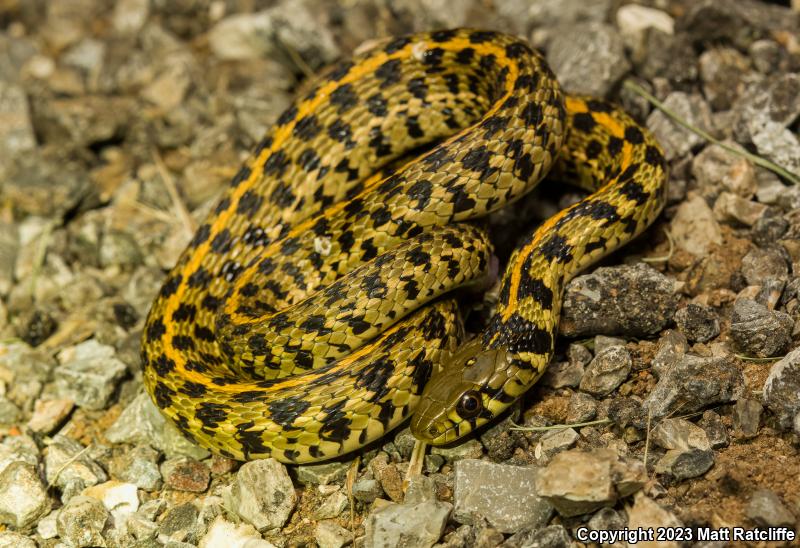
[141,29,667,463]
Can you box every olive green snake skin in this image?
[141,29,668,462]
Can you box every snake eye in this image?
[456,391,482,418]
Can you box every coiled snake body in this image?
[142,29,667,462]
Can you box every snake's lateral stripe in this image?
[142,29,667,462]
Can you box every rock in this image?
[352,477,383,505]
[0,82,36,168]
[0,532,36,548]
[763,347,800,430]
[44,435,107,501]
[453,460,552,533]
[158,502,199,544]
[535,448,646,517]
[746,489,795,527]
[733,73,800,143]
[651,330,689,378]
[0,434,39,476]
[112,0,150,35]
[223,459,296,532]
[296,461,351,485]
[587,506,627,533]
[160,456,210,493]
[730,298,792,358]
[108,444,162,491]
[502,524,572,548]
[364,500,451,548]
[535,428,579,463]
[54,340,127,410]
[479,412,523,462]
[579,346,631,397]
[616,5,674,52]
[713,192,767,227]
[646,92,713,160]
[742,247,789,286]
[431,439,483,463]
[526,0,612,28]
[674,303,720,343]
[751,213,789,247]
[313,490,349,520]
[643,354,743,420]
[699,411,730,449]
[608,397,647,430]
[692,142,757,199]
[315,520,351,548]
[566,392,598,423]
[561,263,678,338]
[671,194,723,256]
[540,360,584,388]
[404,475,436,505]
[208,0,338,67]
[733,398,762,438]
[634,30,698,86]
[546,22,630,97]
[27,397,74,434]
[627,493,682,546]
[0,462,50,529]
[677,0,799,50]
[57,495,110,547]
[368,452,405,503]
[698,47,751,111]
[106,391,210,460]
[82,480,139,523]
[199,516,275,548]
[651,417,714,480]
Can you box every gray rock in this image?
[295,461,351,486]
[404,475,436,505]
[634,30,697,86]
[566,392,598,423]
[587,507,627,532]
[546,22,630,97]
[692,142,757,199]
[643,354,744,420]
[746,489,795,527]
[730,298,792,358]
[0,82,36,169]
[109,445,162,491]
[763,347,800,430]
[44,435,107,501]
[501,524,572,548]
[674,303,720,343]
[54,340,127,410]
[654,449,714,481]
[315,520,351,548]
[431,439,483,463]
[364,500,451,548]
[733,73,800,143]
[699,410,730,449]
[560,263,678,338]
[608,397,647,430]
[616,4,674,54]
[751,213,789,247]
[713,192,767,227]
[313,490,349,520]
[57,495,109,547]
[535,428,579,463]
[594,335,626,353]
[0,435,39,477]
[158,502,199,544]
[106,392,210,460]
[741,247,789,285]
[352,477,383,505]
[579,346,632,397]
[652,330,689,378]
[535,449,646,517]
[647,92,714,160]
[651,417,714,480]
[424,454,444,474]
[208,0,338,68]
[540,359,584,389]
[223,459,296,532]
[733,398,762,438]
[652,418,711,452]
[0,397,20,427]
[698,47,751,111]
[453,459,552,533]
[526,0,612,28]
[677,0,799,49]
[479,411,523,462]
[749,40,783,74]
[0,462,50,529]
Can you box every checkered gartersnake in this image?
[141,29,667,462]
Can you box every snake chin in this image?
[410,338,510,445]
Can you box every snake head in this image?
[410,337,513,445]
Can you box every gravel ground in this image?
[1,0,800,547]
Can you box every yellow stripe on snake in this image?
[141,29,667,463]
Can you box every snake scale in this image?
[141,29,668,463]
